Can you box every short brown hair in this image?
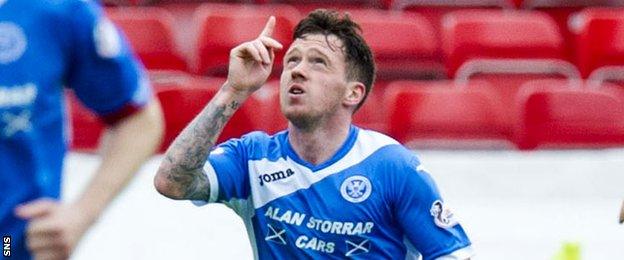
[293,9,376,111]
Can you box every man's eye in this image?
[312,58,326,65]
[287,57,299,63]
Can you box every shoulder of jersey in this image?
[238,130,286,161]
[356,128,400,148]
[356,128,419,165]
[36,0,95,16]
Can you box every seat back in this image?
[194,4,300,76]
[442,10,565,76]
[107,7,188,71]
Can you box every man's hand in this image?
[15,199,94,260]
[226,16,283,93]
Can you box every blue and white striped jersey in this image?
[198,125,474,259]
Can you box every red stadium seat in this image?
[66,91,105,152]
[353,84,387,133]
[571,8,624,77]
[253,81,289,134]
[523,0,624,7]
[586,68,624,101]
[443,10,578,133]
[397,0,513,51]
[107,7,188,71]
[516,79,624,149]
[271,0,385,14]
[523,1,624,61]
[346,10,443,80]
[193,4,301,77]
[455,59,580,103]
[442,10,566,76]
[156,77,261,152]
[385,80,513,149]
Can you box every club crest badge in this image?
[340,175,372,203]
[430,200,458,229]
[0,22,27,64]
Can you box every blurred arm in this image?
[75,99,163,221]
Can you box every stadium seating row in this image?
[105,5,624,82]
[105,0,624,10]
[67,76,624,151]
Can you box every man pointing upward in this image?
[156,10,473,260]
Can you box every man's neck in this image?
[288,115,352,166]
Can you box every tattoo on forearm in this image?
[230,101,240,110]
[162,98,242,200]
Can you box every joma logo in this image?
[259,168,295,186]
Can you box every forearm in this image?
[156,83,250,200]
[74,100,163,221]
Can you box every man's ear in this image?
[344,81,366,108]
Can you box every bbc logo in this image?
[3,235,10,257]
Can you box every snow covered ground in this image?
[63,149,624,260]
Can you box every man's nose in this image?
[290,61,307,81]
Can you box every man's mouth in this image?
[288,84,305,95]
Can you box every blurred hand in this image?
[226,16,283,93]
[15,199,94,260]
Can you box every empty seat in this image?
[524,1,624,61]
[398,0,513,49]
[194,4,301,76]
[442,10,566,76]
[156,77,261,152]
[385,80,513,149]
[352,84,387,133]
[346,10,443,80]
[571,8,624,77]
[252,80,289,134]
[443,10,578,132]
[270,0,386,14]
[522,0,624,8]
[455,59,580,104]
[517,79,624,149]
[107,7,188,71]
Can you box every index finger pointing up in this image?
[260,16,276,38]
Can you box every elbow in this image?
[154,166,181,200]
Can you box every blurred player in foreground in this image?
[1,0,163,259]
[155,9,472,259]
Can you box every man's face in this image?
[279,33,350,127]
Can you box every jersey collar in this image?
[283,125,359,172]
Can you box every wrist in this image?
[221,81,256,98]
[72,199,101,225]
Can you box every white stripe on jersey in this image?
[435,246,475,260]
[190,160,220,206]
[249,129,399,209]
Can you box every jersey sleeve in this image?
[391,153,474,260]
[192,132,267,209]
[65,0,151,125]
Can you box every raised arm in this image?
[154,16,283,201]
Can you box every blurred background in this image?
[64,0,624,259]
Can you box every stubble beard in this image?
[284,103,340,133]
